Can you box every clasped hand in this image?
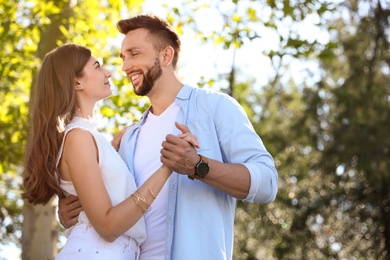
[160,122,200,176]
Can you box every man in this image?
[59,14,278,259]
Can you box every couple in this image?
[23,14,278,260]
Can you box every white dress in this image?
[55,117,146,260]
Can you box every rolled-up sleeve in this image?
[243,161,278,203]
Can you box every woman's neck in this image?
[75,108,93,119]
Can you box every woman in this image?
[22,43,198,259]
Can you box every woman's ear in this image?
[161,46,174,67]
[75,82,83,90]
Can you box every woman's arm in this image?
[60,129,170,242]
[58,125,132,228]
[59,126,199,242]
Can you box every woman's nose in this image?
[104,68,111,78]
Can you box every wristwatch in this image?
[188,155,209,180]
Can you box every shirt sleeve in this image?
[213,93,278,203]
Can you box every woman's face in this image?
[77,56,112,102]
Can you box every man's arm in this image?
[111,124,133,151]
[58,195,82,228]
[161,93,278,202]
[161,122,250,199]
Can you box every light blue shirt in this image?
[119,85,278,260]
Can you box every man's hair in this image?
[117,14,181,69]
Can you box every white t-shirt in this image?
[133,103,180,259]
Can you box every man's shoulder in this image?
[181,85,240,113]
[188,85,231,100]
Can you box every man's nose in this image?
[122,59,131,73]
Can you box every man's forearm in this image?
[200,159,250,199]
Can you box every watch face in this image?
[197,162,209,177]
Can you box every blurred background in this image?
[0,0,389,259]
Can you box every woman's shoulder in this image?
[64,128,95,148]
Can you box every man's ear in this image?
[161,46,174,67]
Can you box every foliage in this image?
[0,0,37,245]
[161,0,338,94]
[315,0,390,257]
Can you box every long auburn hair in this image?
[117,14,181,69]
[23,43,91,205]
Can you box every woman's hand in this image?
[160,122,200,175]
[176,122,200,149]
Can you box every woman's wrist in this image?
[160,164,173,175]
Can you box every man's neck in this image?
[148,79,183,116]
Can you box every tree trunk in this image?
[22,198,58,260]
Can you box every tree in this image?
[315,0,390,257]
[0,0,38,248]
[21,3,76,258]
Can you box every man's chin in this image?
[134,87,149,96]
[132,84,142,94]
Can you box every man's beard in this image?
[134,58,162,96]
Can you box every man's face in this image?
[120,28,162,96]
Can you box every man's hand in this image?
[160,122,200,175]
[111,125,131,151]
[58,195,82,228]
